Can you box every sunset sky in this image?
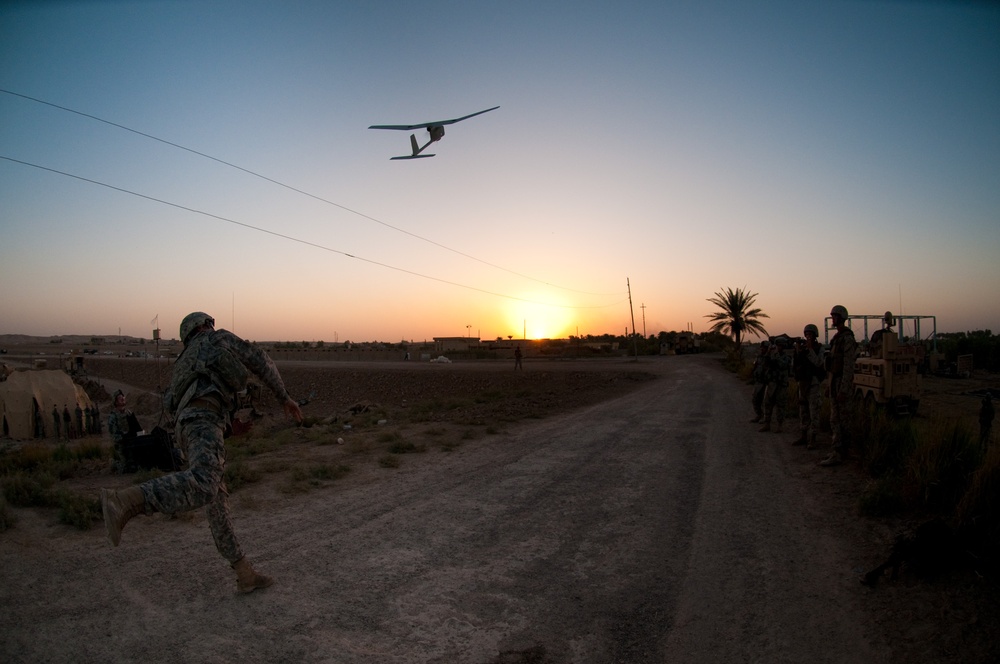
[2,1,998,344]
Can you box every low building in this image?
[433,337,480,353]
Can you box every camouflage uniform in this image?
[828,327,857,456]
[761,345,790,429]
[137,328,293,564]
[108,405,138,471]
[793,340,825,446]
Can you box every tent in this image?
[0,370,93,440]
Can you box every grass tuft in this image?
[224,460,262,491]
[0,494,16,531]
[378,454,400,468]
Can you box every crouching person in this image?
[101,312,302,593]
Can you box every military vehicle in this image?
[852,312,923,415]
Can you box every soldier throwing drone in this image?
[100,312,302,593]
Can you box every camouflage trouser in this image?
[139,407,243,563]
[798,382,822,443]
[830,379,852,455]
[752,383,766,418]
[763,382,786,424]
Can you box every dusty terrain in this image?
[0,354,997,663]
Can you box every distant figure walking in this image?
[514,346,523,371]
[52,405,60,440]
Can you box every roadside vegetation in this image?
[727,361,999,578]
[0,441,104,530]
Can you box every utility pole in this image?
[640,303,646,338]
[627,278,638,360]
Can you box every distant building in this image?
[433,336,479,353]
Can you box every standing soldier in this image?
[100,312,302,593]
[820,305,857,466]
[62,405,72,440]
[34,404,45,439]
[52,405,61,440]
[74,403,84,438]
[759,338,790,432]
[750,340,770,423]
[107,391,141,472]
[792,324,825,448]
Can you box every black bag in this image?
[121,426,181,473]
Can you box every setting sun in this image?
[503,293,577,340]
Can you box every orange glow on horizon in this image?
[503,292,577,340]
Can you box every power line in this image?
[0,154,627,312]
[0,87,621,298]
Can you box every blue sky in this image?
[1,1,998,342]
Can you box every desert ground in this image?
[0,353,997,663]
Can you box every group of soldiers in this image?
[750,304,856,467]
[40,402,102,440]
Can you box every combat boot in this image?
[233,557,274,594]
[101,486,147,546]
[819,451,843,467]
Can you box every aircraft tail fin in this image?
[409,134,420,156]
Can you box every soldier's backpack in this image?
[169,331,248,413]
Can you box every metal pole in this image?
[627,278,637,359]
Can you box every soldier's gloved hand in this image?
[283,398,303,423]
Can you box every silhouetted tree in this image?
[705,287,769,349]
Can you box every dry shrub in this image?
[0,494,16,531]
[224,460,262,491]
[956,442,1000,541]
[908,419,981,511]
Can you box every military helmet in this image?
[803,324,819,336]
[830,305,849,320]
[180,312,214,345]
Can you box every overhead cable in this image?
[0,155,627,311]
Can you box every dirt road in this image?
[1,356,893,662]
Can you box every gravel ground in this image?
[0,354,996,663]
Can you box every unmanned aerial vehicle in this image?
[369,106,499,159]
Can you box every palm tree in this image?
[705,287,769,349]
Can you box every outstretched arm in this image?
[283,398,303,423]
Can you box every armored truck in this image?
[854,328,922,416]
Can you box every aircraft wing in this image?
[369,106,499,130]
